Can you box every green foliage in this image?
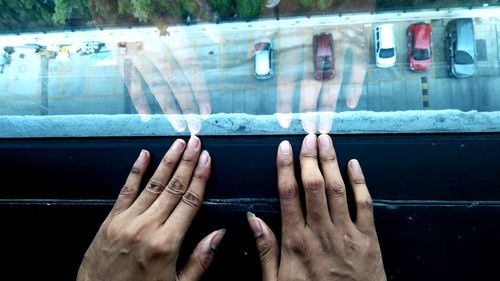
[52,0,91,24]
[297,0,312,9]
[180,0,199,16]
[235,0,262,18]
[209,0,234,16]
[0,0,55,29]
[130,0,181,22]
[317,0,333,10]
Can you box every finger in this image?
[132,54,186,132]
[300,134,330,226]
[317,44,345,133]
[345,29,369,109]
[348,159,375,233]
[247,212,279,281]
[177,229,226,281]
[317,134,351,225]
[110,150,150,216]
[146,136,203,223]
[276,140,305,230]
[299,79,322,134]
[163,149,210,234]
[128,139,187,215]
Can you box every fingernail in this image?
[210,229,226,251]
[303,119,317,134]
[138,149,148,162]
[199,150,210,167]
[305,134,316,149]
[350,159,362,173]
[139,114,151,122]
[279,141,291,155]
[319,134,331,149]
[276,113,292,128]
[200,104,211,116]
[170,139,185,154]
[247,212,263,238]
[188,135,201,150]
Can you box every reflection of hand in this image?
[248,134,386,281]
[116,40,211,134]
[276,25,370,133]
[77,136,225,281]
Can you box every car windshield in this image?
[316,56,332,71]
[379,48,395,58]
[454,50,474,64]
[412,48,431,60]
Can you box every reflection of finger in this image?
[132,56,186,132]
[345,29,369,109]
[276,32,300,129]
[299,79,322,134]
[130,66,151,121]
[318,44,345,133]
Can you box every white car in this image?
[253,41,273,79]
[374,24,397,68]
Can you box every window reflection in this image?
[1,1,500,137]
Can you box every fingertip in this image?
[349,159,363,175]
[247,212,263,238]
[303,133,318,150]
[210,229,226,251]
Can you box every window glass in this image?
[1,0,500,138]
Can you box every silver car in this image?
[253,41,273,79]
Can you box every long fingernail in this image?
[319,134,331,149]
[247,212,263,238]
[305,134,316,149]
[279,141,291,155]
[350,159,362,173]
[199,150,210,167]
[210,229,226,251]
[138,149,148,162]
[188,135,201,150]
[170,139,185,154]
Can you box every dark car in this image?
[313,33,335,81]
[407,22,432,71]
[445,18,476,78]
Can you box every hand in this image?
[247,134,386,281]
[77,136,225,281]
[116,38,211,134]
[275,24,371,134]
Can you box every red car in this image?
[313,33,335,80]
[407,22,432,71]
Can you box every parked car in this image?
[374,24,397,68]
[445,18,476,78]
[253,41,273,79]
[313,33,335,80]
[407,22,432,71]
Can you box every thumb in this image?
[177,229,226,281]
[247,212,279,281]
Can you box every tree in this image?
[235,0,262,18]
[209,0,234,17]
[0,0,55,29]
[52,0,92,25]
[317,0,333,10]
[296,0,312,9]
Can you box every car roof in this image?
[315,34,333,57]
[455,19,475,52]
[255,50,270,75]
[413,23,431,49]
[378,24,395,48]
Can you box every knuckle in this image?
[130,164,143,175]
[357,197,373,211]
[161,155,178,169]
[278,182,298,200]
[166,176,188,195]
[325,182,345,198]
[303,178,324,192]
[352,176,366,185]
[147,239,175,257]
[182,191,202,209]
[284,234,307,256]
[277,156,293,167]
[120,184,136,195]
[146,179,166,194]
[256,240,275,260]
[193,168,209,181]
[123,224,147,244]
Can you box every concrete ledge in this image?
[1,110,499,138]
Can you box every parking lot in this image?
[1,8,500,128]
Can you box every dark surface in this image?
[1,133,500,281]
